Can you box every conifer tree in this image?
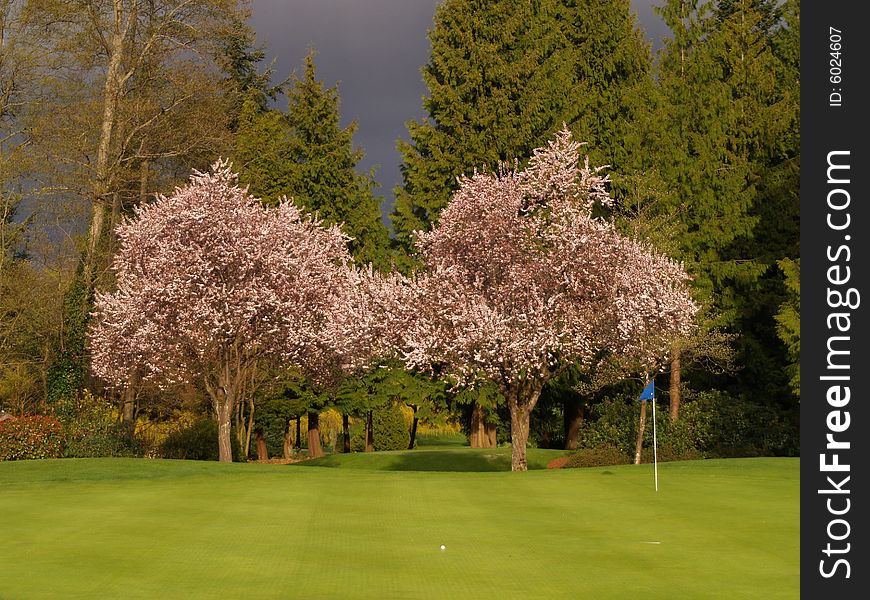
[392,0,651,255]
[634,0,799,412]
[234,51,391,270]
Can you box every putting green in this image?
[0,456,798,599]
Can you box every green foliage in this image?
[775,258,799,397]
[575,389,798,460]
[233,51,392,270]
[46,263,89,403]
[350,404,410,452]
[51,391,140,458]
[159,419,242,461]
[0,415,64,460]
[371,404,411,451]
[685,389,798,457]
[393,0,650,257]
[563,445,630,468]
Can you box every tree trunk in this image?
[215,396,233,463]
[307,410,324,458]
[86,1,127,287]
[485,419,496,447]
[365,411,374,452]
[470,403,496,448]
[408,405,418,450]
[634,399,648,465]
[121,389,135,430]
[669,347,681,421]
[255,430,268,461]
[342,413,350,453]
[469,402,481,448]
[563,395,584,450]
[120,374,138,432]
[295,417,301,449]
[506,383,543,472]
[283,423,293,460]
[244,396,255,458]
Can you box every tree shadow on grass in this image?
[382,449,510,472]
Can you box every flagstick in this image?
[652,394,659,492]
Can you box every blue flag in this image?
[638,379,655,401]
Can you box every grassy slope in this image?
[0,456,798,599]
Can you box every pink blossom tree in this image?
[89,161,354,462]
[402,129,698,471]
[291,264,409,457]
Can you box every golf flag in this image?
[639,379,655,401]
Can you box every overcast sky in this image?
[248,1,670,222]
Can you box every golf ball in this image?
[440,545,446,550]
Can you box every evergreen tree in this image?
[392,0,651,256]
[234,51,391,270]
[638,0,799,410]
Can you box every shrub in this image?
[372,404,411,451]
[640,445,705,463]
[563,445,631,468]
[351,405,410,452]
[52,391,140,458]
[158,419,241,461]
[681,390,799,457]
[573,390,799,460]
[0,415,65,460]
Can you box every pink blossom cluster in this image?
[90,160,355,390]
[401,127,697,388]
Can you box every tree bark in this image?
[365,411,374,452]
[283,423,293,459]
[469,402,481,448]
[215,395,233,463]
[295,417,301,449]
[563,395,584,450]
[121,386,136,430]
[485,419,496,447]
[255,429,268,461]
[634,399,648,465]
[669,347,681,421]
[470,402,496,448]
[307,410,324,458]
[506,382,543,471]
[342,413,350,453]
[86,1,128,288]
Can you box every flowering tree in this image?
[289,264,408,457]
[89,161,353,462]
[402,129,698,471]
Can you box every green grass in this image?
[0,455,799,599]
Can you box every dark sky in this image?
[248,1,670,223]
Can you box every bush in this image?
[351,405,411,452]
[0,415,65,460]
[52,391,140,458]
[372,404,411,451]
[573,390,799,461]
[158,418,241,461]
[680,390,799,458]
[640,445,705,463]
[563,444,631,468]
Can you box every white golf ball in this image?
[440,545,446,551]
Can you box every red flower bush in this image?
[0,416,65,460]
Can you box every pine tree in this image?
[392,0,650,256]
[234,51,391,270]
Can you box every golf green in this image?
[0,456,798,599]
